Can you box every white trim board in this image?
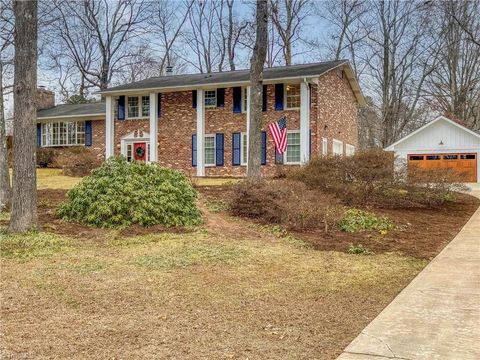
[385,116,480,151]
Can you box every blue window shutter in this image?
[261,131,267,165]
[232,87,242,113]
[118,95,125,120]
[215,133,224,166]
[37,123,41,146]
[275,83,284,111]
[192,90,197,109]
[309,129,312,157]
[85,121,92,146]
[157,93,161,117]
[192,134,197,167]
[217,88,225,108]
[232,132,241,166]
[262,85,267,112]
[275,150,284,164]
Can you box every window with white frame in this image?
[204,135,216,165]
[285,131,301,164]
[322,137,328,156]
[141,96,150,117]
[333,139,343,156]
[346,144,355,156]
[241,132,248,165]
[127,96,150,118]
[242,87,248,113]
[204,90,217,108]
[285,84,300,109]
[127,96,139,118]
[41,121,85,147]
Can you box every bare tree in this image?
[364,0,437,147]
[46,0,147,91]
[0,0,14,210]
[427,0,480,130]
[247,0,268,182]
[9,0,38,232]
[318,0,370,77]
[149,0,194,75]
[270,0,311,65]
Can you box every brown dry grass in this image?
[0,227,426,360]
[0,170,473,359]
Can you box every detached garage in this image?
[385,116,480,183]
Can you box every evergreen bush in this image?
[57,156,202,228]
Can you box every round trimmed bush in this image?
[57,156,202,228]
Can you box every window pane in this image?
[205,90,217,108]
[204,136,215,165]
[443,155,458,160]
[286,132,300,163]
[285,84,300,109]
[128,97,139,118]
[242,88,248,113]
[67,122,76,144]
[460,154,476,160]
[426,155,441,160]
[141,96,150,117]
[409,155,424,161]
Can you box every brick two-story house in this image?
[36,60,365,176]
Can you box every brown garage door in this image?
[408,153,477,182]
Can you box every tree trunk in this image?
[247,0,268,183]
[0,61,11,211]
[9,0,38,233]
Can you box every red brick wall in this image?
[40,69,359,176]
[317,69,358,155]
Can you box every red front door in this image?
[133,142,147,161]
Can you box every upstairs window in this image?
[204,90,217,108]
[285,84,300,109]
[242,87,248,113]
[127,96,150,118]
[141,96,150,117]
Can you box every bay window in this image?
[41,121,85,147]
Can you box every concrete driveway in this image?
[337,189,480,360]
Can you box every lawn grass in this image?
[0,226,426,359]
[0,167,435,359]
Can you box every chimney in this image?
[166,65,173,75]
[36,86,55,110]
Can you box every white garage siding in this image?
[385,116,480,183]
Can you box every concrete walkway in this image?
[337,189,480,360]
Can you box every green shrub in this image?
[348,244,374,255]
[338,209,394,233]
[57,156,202,228]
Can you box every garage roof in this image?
[385,116,480,151]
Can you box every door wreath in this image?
[135,146,145,158]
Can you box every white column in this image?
[246,86,251,166]
[196,89,205,177]
[149,92,158,163]
[300,81,310,164]
[105,95,114,159]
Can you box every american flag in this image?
[268,116,288,153]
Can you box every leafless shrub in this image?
[55,148,101,177]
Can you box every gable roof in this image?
[37,101,105,119]
[385,116,480,150]
[100,60,365,106]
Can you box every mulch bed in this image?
[197,184,480,259]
